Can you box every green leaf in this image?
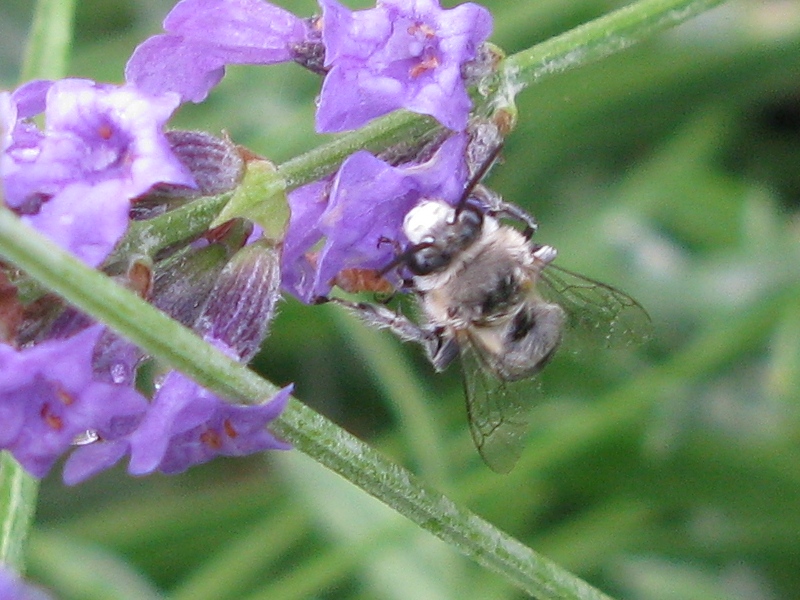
[211,160,289,240]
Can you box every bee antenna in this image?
[454,141,504,217]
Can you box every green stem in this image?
[502,0,730,91]
[20,0,77,82]
[0,454,38,570]
[277,112,440,189]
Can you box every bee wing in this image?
[538,264,652,348]
[459,335,536,473]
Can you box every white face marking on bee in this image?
[403,199,454,243]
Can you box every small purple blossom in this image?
[64,333,290,484]
[317,0,492,132]
[0,325,149,478]
[127,356,291,476]
[126,0,311,103]
[282,133,468,301]
[1,79,194,266]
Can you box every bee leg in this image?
[473,186,538,239]
[321,297,445,366]
[430,331,459,372]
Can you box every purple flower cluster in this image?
[126,0,492,133]
[0,323,290,484]
[316,0,491,132]
[1,78,194,267]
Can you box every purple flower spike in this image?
[282,133,468,301]
[126,0,310,103]
[316,0,492,132]
[1,79,194,266]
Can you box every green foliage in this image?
[2,0,799,599]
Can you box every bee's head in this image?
[401,199,484,276]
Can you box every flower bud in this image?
[194,240,282,363]
[166,130,245,196]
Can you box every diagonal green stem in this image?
[502,0,730,91]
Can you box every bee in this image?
[323,147,650,473]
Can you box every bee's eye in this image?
[408,245,451,275]
[454,206,482,247]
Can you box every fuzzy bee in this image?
[323,149,649,472]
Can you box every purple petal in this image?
[127,370,218,475]
[164,0,307,52]
[62,438,129,485]
[126,0,308,103]
[128,363,291,476]
[23,180,133,268]
[156,385,292,474]
[125,35,227,103]
[281,178,331,299]
[282,133,468,302]
[10,79,53,118]
[1,326,148,478]
[2,79,194,266]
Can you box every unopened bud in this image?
[194,240,282,363]
[166,130,245,196]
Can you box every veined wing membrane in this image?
[538,264,651,348]
[459,334,538,473]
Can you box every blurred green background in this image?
[2,0,800,599]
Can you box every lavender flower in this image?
[316,0,492,132]
[62,358,291,484]
[126,0,311,103]
[63,242,289,484]
[126,352,291,476]
[125,0,491,132]
[282,133,468,301]
[0,325,149,478]
[1,79,194,267]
